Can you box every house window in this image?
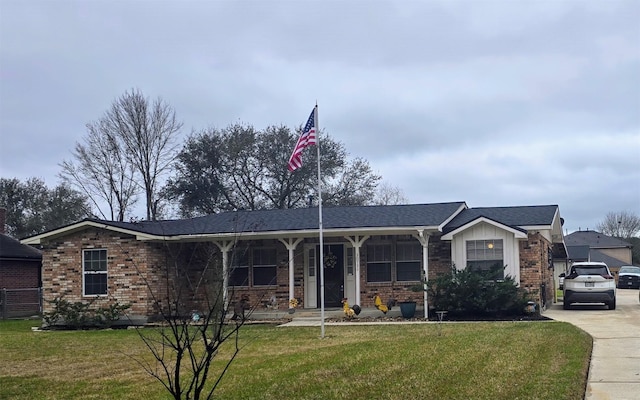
[396,242,422,281]
[83,249,107,296]
[252,248,277,286]
[466,239,504,279]
[229,250,249,287]
[366,244,391,282]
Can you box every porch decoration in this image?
[289,298,299,308]
[323,251,337,268]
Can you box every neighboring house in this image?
[564,230,633,275]
[0,208,43,318]
[22,202,567,323]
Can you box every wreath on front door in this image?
[324,252,337,268]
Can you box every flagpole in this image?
[314,104,326,339]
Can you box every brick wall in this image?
[40,227,174,318]
[0,260,40,289]
[519,232,554,308]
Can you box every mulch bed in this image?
[325,314,551,323]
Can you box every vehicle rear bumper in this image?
[617,276,640,289]
[564,289,615,304]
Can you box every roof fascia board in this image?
[441,217,528,240]
[21,221,164,245]
[139,226,443,242]
[438,202,468,232]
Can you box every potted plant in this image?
[399,296,417,319]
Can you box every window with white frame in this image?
[229,249,249,287]
[83,249,107,296]
[466,239,504,279]
[366,243,391,282]
[396,242,422,281]
[252,248,277,286]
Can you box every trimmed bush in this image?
[426,265,530,317]
[43,297,131,329]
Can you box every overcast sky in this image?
[1,0,638,234]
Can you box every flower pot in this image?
[399,301,416,318]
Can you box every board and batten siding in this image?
[449,222,521,283]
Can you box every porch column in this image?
[345,235,369,306]
[415,230,430,320]
[213,240,234,306]
[278,238,303,307]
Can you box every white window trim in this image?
[82,248,108,297]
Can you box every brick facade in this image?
[39,226,558,320]
[519,232,554,308]
[40,228,173,319]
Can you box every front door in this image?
[317,244,344,308]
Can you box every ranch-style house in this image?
[22,202,567,323]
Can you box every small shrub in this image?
[43,297,131,329]
[425,265,530,317]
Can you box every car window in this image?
[573,266,608,275]
[619,267,640,274]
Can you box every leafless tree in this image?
[60,120,137,221]
[596,211,640,239]
[106,89,182,220]
[374,181,408,205]
[62,89,182,221]
[132,240,255,400]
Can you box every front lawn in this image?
[0,319,591,399]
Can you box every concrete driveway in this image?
[544,288,640,400]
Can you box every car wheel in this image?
[563,299,570,310]
[608,299,616,310]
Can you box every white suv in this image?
[563,262,616,310]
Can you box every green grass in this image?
[0,319,591,400]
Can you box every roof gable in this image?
[441,216,528,240]
[443,205,560,234]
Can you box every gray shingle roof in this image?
[91,202,467,236]
[564,230,631,248]
[567,245,590,261]
[589,249,628,268]
[0,233,42,260]
[442,205,559,233]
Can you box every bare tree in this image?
[596,211,640,239]
[63,89,182,221]
[374,182,408,205]
[107,89,183,220]
[132,240,254,400]
[60,120,138,221]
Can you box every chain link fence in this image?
[0,288,42,319]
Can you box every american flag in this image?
[287,106,317,171]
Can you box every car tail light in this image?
[602,274,614,279]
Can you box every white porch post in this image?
[278,238,303,307]
[345,235,369,306]
[415,230,430,320]
[213,240,234,306]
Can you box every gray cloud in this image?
[1,0,638,234]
